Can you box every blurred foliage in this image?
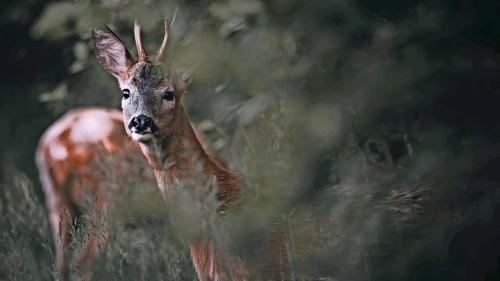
[1,0,500,280]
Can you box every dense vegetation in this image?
[1,0,499,280]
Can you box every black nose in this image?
[131,114,153,132]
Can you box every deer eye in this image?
[122,89,130,99]
[163,90,174,101]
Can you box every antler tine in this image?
[155,18,169,63]
[134,20,146,62]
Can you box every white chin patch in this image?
[131,132,154,142]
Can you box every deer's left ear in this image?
[175,72,192,94]
[93,27,135,80]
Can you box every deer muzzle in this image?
[128,114,158,142]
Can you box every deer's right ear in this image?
[93,28,135,80]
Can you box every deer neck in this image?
[138,106,216,195]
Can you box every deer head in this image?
[93,20,186,145]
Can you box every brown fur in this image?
[36,107,154,280]
[139,103,246,281]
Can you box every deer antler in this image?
[135,18,173,63]
[134,21,146,62]
[154,18,169,62]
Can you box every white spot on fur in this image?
[70,111,113,143]
[49,142,68,160]
[131,131,153,142]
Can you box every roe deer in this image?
[93,20,248,281]
[36,107,156,280]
